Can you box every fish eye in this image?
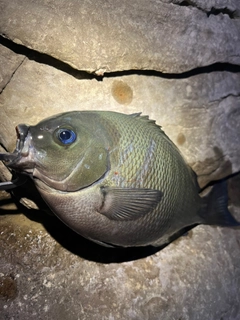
[57,128,77,145]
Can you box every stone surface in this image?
[0,50,239,187]
[0,0,240,74]
[0,0,240,319]
[0,45,25,93]
[0,176,240,320]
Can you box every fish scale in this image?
[0,110,239,248]
[91,112,200,245]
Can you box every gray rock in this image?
[0,51,239,187]
[0,0,240,74]
[0,0,240,319]
[166,0,240,14]
[0,45,25,93]
[0,175,240,320]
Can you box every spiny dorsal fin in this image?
[130,112,175,143]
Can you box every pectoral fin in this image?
[99,187,162,221]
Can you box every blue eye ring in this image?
[57,128,77,145]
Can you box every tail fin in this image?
[199,180,240,227]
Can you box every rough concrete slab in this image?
[0,54,239,187]
[0,175,239,320]
[0,0,240,74]
[0,1,239,318]
[0,45,25,93]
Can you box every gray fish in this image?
[0,111,239,247]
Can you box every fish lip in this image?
[16,124,29,152]
[0,124,31,167]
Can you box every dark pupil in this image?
[57,128,76,145]
[60,130,71,141]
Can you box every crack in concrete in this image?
[174,0,239,19]
[0,35,240,83]
[102,63,240,79]
[210,93,240,104]
[0,35,96,81]
[205,7,237,19]
[0,56,26,94]
[199,170,240,188]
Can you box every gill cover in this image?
[26,112,110,192]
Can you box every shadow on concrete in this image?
[0,177,196,263]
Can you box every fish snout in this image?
[16,124,30,154]
[0,124,31,166]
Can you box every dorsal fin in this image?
[130,112,174,143]
[130,112,161,129]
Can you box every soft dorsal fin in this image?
[98,186,162,221]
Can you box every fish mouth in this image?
[0,124,32,168]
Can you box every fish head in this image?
[0,112,109,191]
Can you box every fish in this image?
[0,111,239,247]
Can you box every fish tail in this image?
[199,179,240,227]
